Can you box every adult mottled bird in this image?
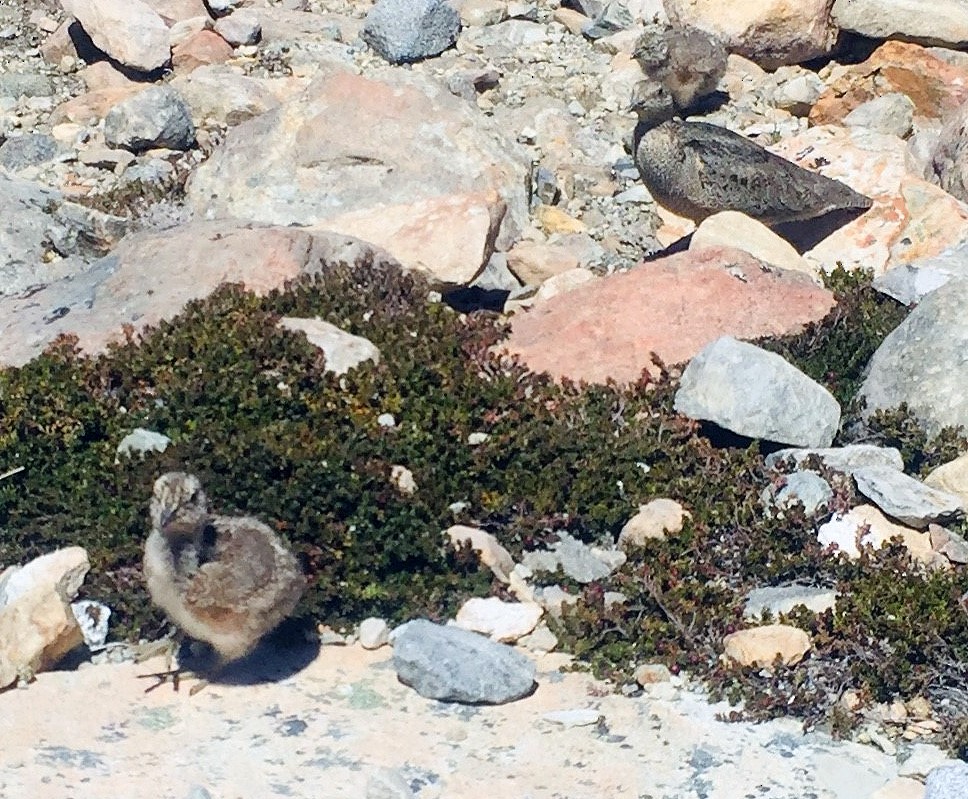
[142,472,305,693]
[631,79,873,228]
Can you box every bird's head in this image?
[150,472,209,537]
[629,80,677,128]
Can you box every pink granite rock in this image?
[171,28,233,72]
[502,246,834,385]
[0,222,397,366]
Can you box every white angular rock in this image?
[71,599,111,651]
[358,617,390,650]
[0,547,90,605]
[115,427,171,463]
[278,317,381,376]
[542,708,602,727]
[454,596,543,642]
[691,212,819,282]
[63,0,170,72]
[446,525,515,583]
[743,585,837,619]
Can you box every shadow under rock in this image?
[695,421,797,459]
[773,206,872,254]
[443,286,510,313]
[177,617,322,687]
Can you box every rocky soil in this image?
[6,0,968,796]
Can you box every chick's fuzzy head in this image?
[150,472,208,535]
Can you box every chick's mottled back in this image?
[145,472,305,663]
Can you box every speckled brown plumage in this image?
[629,75,872,228]
[144,472,305,667]
[634,117,874,225]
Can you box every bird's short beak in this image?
[160,508,175,528]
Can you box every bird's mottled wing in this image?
[183,521,276,627]
[683,123,871,223]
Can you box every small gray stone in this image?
[0,72,54,99]
[762,471,832,517]
[853,465,964,529]
[362,0,460,64]
[522,532,626,583]
[582,0,632,38]
[358,617,390,649]
[765,444,904,475]
[532,166,560,206]
[104,86,196,153]
[674,336,841,448]
[743,585,837,620]
[214,10,261,46]
[0,134,62,171]
[925,762,968,799]
[391,619,536,704]
[844,93,915,138]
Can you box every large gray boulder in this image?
[925,762,968,799]
[362,0,460,64]
[392,619,536,704]
[674,336,841,447]
[104,86,196,153]
[859,278,968,436]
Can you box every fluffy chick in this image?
[143,472,305,687]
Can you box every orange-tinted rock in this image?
[502,246,834,385]
[811,41,968,126]
[768,125,968,274]
[49,86,144,125]
[171,29,232,73]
